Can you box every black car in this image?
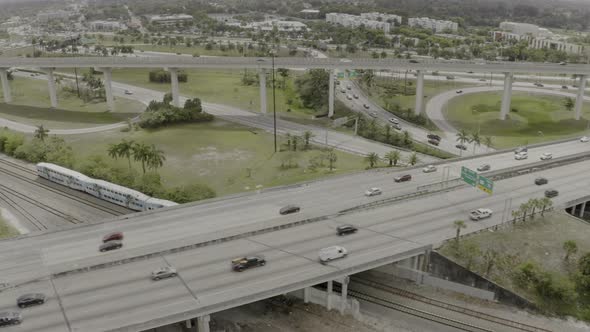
[279,205,300,215]
[99,240,123,252]
[535,177,548,185]
[428,139,440,146]
[545,189,559,198]
[409,59,419,63]
[427,134,441,141]
[456,144,467,150]
[17,293,46,308]
[231,256,266,272]
[337,225,358,236]
[394,174,412,182]
[0,312,22,327]
[477,164,491,172]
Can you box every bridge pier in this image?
[0,68,11,103]
[167,68,181,107]
[259,69,267,114]
[340,276,349,315]
[197,315,210,332]
[43,67,58,108]
[329,69,335,118]
[303,286,311,303]
[579,202,587,218]
[326,280,333,310]
[414,70,424,115]
[574,75,587,121]
[499,72,513,120]
[95,67,115,111]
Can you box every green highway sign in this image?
[337,72,345,79]
[461,166,477,187]
[348,70,358,78]
[477,175,494,194]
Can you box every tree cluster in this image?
[139,95,214,129]
[148,70,188,84]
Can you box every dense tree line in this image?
[139,94,214,129]
[148,70,188,84]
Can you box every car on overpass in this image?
[394,174,412,182]
[534,82,544,87]
[477,164,491,172]
[446,75,455,80]
[336,225,358,236]
[545,189,559,198]
[515,152,528,160]
[0,312,22,327]
[469,208,493,221]
[581,136,589,143]
[151,267,177,281]
[535,177,548,185]
[346,84,352,90]
[515,146,528,154]
[562,85,568,89]
[365,188,382,197]
[232,256,266,272]
[353,94,359,99]
[540,152,553,160]
[102,231,124,243]
[99,240,123,252]
[422,165,437,173]
[280,205,300,215]
[17,293,46,308]
[319,246,348,264]
[409,59,419,63]
[346,94,353,100]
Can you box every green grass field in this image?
[0,215,18,239]
[444,91,590,148]
[65,120,366,196]
[0,76,144,129]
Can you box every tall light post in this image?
[271,50,277,153]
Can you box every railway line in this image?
[0,158,128,217]
[321,277,551,332]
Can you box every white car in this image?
[151,266,177,280]
[340,88,346,93]
[422,165,437,173]
[370,112,377,117]
[469,208,493,221]
[514,152,528,160]
[388,118,399,124]
[346,94,353,100]
[353,94,359,99]
[346,84,352,90]
[319,246,348,264]
[124,89,133,95]
[456,90,463,94]
[363,104,370,109]
[365,187,382,197]
[581,136,589,142]
[540,152,553,160]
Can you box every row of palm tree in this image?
[455,130,494,156]
[511,197,553,222]
[107,139,166,174]
[365,150,419,168]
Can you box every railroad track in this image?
[0,188,49,231]
[0,158,124,217]
[351,277,552,332]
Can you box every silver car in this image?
[151,266,177,281]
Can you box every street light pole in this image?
[271,51,277,153]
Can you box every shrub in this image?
[3,132,25,156]
[165,184,216,203]
[133,172,163,197]
[138,97,213,129]
[148,69,188,83]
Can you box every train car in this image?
[36,163,178,211]
[36,162,91,192]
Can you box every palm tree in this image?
[483,136,493,151]
[528,198,540,218]
[132,143,151,174]
[384,150,401,166]
[456,130,469,156]
[519,202,531,222]
[118,139,135,170]
[303,131,314,150]
[34,125,49,142]
[327,149,337,171]
[402,130,412,146]
[365,152,379,168]
[563,240,578,262]
[407,152,419,166]
[511,209,523,222]
[540,197,553,216]
[146,144,166,172]
[469,131,481,155]
[453,220,466,245]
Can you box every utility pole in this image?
[71,35,80,98]
[271,50,277,153]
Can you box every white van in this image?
[319,246,348,264]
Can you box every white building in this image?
[493,21,584,55]
[37,10,73,23]
[360,12,402,25]
[326,13,392,33]
[408,17,458,33]
[300,9,320,18]
[230,20,307,32]
[89,20,126,31]
[148,14,193,27]
[499,22,540,37]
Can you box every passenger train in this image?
[36,162,178,211]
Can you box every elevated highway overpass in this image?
[1,138,590,331]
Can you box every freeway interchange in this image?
[0,138,589,331]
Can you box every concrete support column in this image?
[197,315,210,332]
[168,68,180,107]
[185,319,193,328]
[328,69,335,118]
[43,68,58,108]
[340,276,349,315]
[326,280,333,311]
[579,202,586,218]
[259,69,267,114]
[100,67,115,111]
[303,287,311,303]
[422,250,431,272]
[414,70,424,115]
[574,75,587,121]
[0,68,11,103]
[499,72,513,120]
